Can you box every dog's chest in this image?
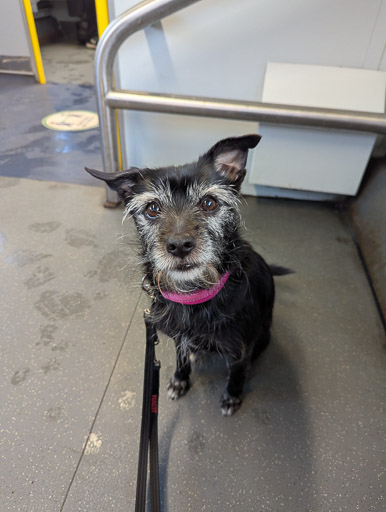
[154,299,231,349]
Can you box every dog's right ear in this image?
[205,134,262,187]
[84,167,141,202]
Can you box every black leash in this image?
[135,306,161,512]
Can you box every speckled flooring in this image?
[40,42,95,85]
[0,75,385,511]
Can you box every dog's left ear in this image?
[206,134,261,186]
[84,167,141,201]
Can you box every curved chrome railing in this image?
[95,0,386,204]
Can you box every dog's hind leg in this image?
[167,337,191,400]
[252,325,271,361]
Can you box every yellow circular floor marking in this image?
[42,110,99,131]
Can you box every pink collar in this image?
[160,270,230,305]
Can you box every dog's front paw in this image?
[220,391,242,416]
[167,376,190,400]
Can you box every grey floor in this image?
[0,58,385,511]
[40,41,95,85]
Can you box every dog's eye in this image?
[145,202,161,219]
[201,196,217,212]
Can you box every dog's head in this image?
[86,134,261,292]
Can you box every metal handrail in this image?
[106,89,386,133]
[95,0,386,204]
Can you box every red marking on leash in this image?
[151,395,158,414]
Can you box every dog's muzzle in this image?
[166,235,196,259]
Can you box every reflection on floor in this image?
[0,74,385,512]
[0,75,101,185]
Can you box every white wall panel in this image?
[0,0,30,57]
[248,63,385,195]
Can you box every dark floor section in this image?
[0,75,102,186]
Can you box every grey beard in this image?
[155,263,220,294]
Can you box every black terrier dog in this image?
[86,134,289,415]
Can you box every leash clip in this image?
[143,308,160,347]
[142,275,156,299]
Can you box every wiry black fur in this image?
[152,241,274,415]
[85,134,291,416]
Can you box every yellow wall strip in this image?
[22,0,46,84]
[95,0,110,37]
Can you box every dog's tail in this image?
[269,265,294,276]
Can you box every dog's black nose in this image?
[166,235,196,259]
